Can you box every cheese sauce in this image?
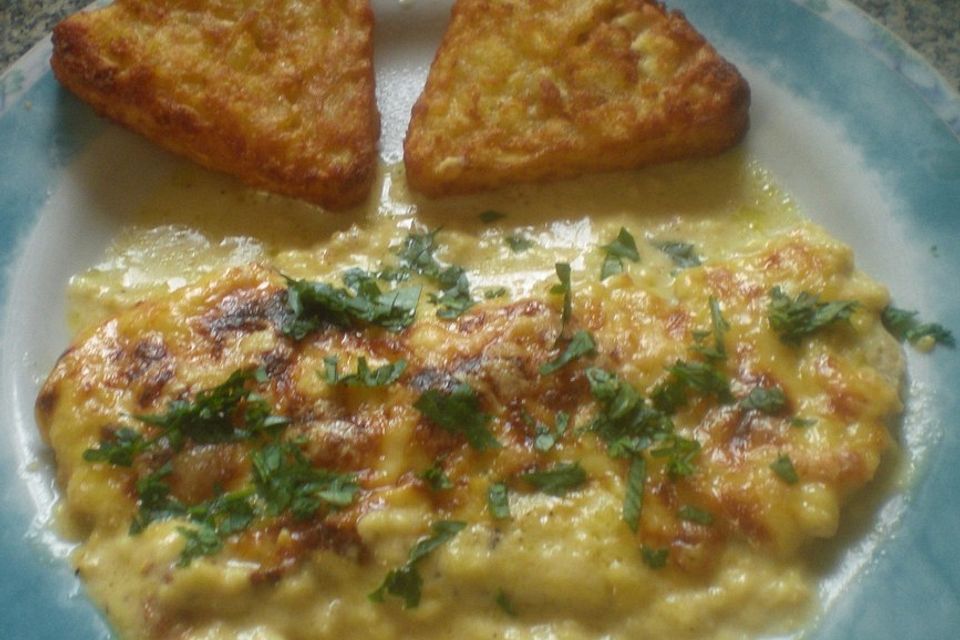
[49,153,902,640]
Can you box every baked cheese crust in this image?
[404,0,750,196]
[37,218,902,639]
[51,0,380,210]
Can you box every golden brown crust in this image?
[51,0,380,210]
[403,0,750,196]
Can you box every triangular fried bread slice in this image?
[51,0,379,210]
[404,0,749,196]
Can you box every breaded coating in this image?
[51,0,380,210]
[404,0,750,196]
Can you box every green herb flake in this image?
[539,330,597,375]
[252,441,359,520]
[418,461,453,491]
[600,227,640,281]
[519,462,587,496]
[881,305,955,349]
[791,416,817,428]
[488,482,512,520]
[651,360,732,414]
[550,262,573,330]
[329,357,407,387]
[770,454,800,484]
[641,545,669,569]
[83,427,147,467]
[506,233,534,253]
[479,210,507,224]
[369,520,467,608]
[655,241,701,268]
[414,384,500,451]
[741,387,787,415]
[692,297,729,362]
[768,287,858,344]
[496,589,518,616]
[623,456,646,533]
[484,287,508,299]
[650,434,701,478]
[677,504,714,526]
[176,524,222,567]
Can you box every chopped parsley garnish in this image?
[791,416,817,428]
[484,287,508,299]
[677,504,714,525]
[414,384,500,451]
[622,456,645,533]
[741,386,787,415]
[418,461,453,491]
[770,454,800,484]
[526,410,569,453]
[252,441,359,520]
[488,482,512,520]
[650,433,701,478]
[99,368,288,453]
[389,230,478,320]
[282,273,421,338]
[369,520,467,608]
[651,360,732,414]
[881,305,955,349]
[177,524,221,567]
[539,330,597,375]
[600,227,640,281]
[550,262,573,330]
[585,367,675,459]
[641,545,669,569]
[519,462,587,496]
[655,241,701,268]
[428,265,476,318]
[506,233,534,253]
[130,462,183,534]
[767,287,858,344]
[479,210,507,224]
[495,589,518,616]
[322,356,407,387]
[692,297,729,362]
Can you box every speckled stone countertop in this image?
[2,0,959,91]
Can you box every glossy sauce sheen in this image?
[40,154,903,640]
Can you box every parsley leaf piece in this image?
[83,427,147,467]
[550,263,573,329]
[496,589,518,616]
[693,297,729,362]
[529,411,569,453]
[767,287,858,344]
[539,330,597,375]
[187,489,256,536]
[600,227,640,281]
[484,287,508,299]
[414,384,500,451]
[130,462,184,534]
[488,482,512,520]
[623,456,646,533]
[585,367,674,459]
[520,462,587,496]
[252,441,359,520]
[479,210,507,224]
[677,504,714,525]
[650,434,701,478]
[741,387,787,415]
[506,233,534,253]
[641,546,669,569]
[177,524,222,567]
[791,416,817,428]
[418,461,453,491]
[770,454,799,484]
[651,360,732,414]
[881,305,955,349]
[655,241,701,268]
[135,368,288,450]
[333,357,407,387]
[282,274,421,337]
[429,266,476,319]
[322,356,340,384]
[369,520,467,609]
[396,229,443,277]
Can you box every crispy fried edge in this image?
[50,3,381,210]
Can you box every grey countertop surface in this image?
[2,0,959,92]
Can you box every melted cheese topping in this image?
[42,153,903,640]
